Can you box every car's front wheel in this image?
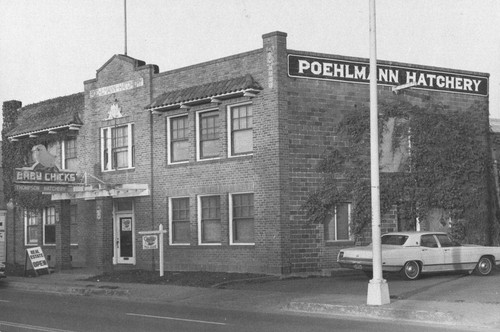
[402,261,421,280]
[475,256,493,276]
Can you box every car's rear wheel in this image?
[402,261,421,280]
[475,256,493,276]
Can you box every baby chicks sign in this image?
[14,144,79,193]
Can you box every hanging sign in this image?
[288,54,488,96]
[142,235,158,250]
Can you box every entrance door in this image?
[114,214,135,264]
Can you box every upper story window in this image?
[324,203,352,242]
[167,115,189,164]
[61,137,77,170]
[101,123,135,171]
[196,110,220,160]
[228,104,253,156]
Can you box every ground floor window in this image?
[24,210,40,245]
[325,203,351,241]
[198,195,221,245]
[43,207,56,245]
[169,197,190,245]
[229,193,254,245]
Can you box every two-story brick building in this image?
[3,31,492,275]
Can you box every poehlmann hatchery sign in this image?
[288,54,488,96]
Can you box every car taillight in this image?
[338,251,344,260]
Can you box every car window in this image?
[420,235,439,248]
[381,235,408,245]
[436,234,458,247]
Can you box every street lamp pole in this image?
[367,0,390,306]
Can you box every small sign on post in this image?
[25,246,50,276]
[139,224,167,276]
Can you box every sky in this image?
[1,0,499,127]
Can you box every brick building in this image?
[2,31,492,275]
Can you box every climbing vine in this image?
[303,99,496,245]
[2,100,77,211]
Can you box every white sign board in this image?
[26,246,49,270]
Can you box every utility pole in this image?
[366,0,390,306]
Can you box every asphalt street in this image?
[0,288,469,332]
[1,268,500,330]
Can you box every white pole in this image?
[124,0,128,55]
[367,0,390,306]
[159,224,164,277]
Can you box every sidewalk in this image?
[4,269,500,331]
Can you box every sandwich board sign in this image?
[25,246,50,276]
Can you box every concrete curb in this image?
[286,300,500,330]
[287,301,458,325]
[7,281,130,298]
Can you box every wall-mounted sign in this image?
[90,78,144,98]
[288,54,488,96]
[15,169,77,184]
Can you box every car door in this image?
[436,234,469,271]
[419,234,445,272]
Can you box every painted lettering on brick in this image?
[289,54,488,96]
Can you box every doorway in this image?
[113,199,135,265]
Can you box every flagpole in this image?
[124,0,128,55]
[366,0,390,306]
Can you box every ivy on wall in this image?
[2,101,76,211]
[303,100,497,245]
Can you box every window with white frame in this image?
[61,137,77,170]
[168,115,189,164]
[70,204,78,245]
[228,103,253,156]
[229,193,254,244]
[169,197,190,245]
[24,209,40,245]
[324,203,351,241]
[43,206,56,245]
[197,110,220,160]
[198,195,221,244]
[101,124,135,171]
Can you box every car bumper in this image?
[338,259,402,272]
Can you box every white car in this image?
[337,231,500,280]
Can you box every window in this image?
[230,193,254,244]
[169,197,190,245]
[62,137,77,170]
[24,210,40,245]
[325,203,351,241]
[420,235,439,248]
[198,196,221,244]
[101,124,135,171]
[43,207,56,245]
[197,110,220,160]
[168,115,189,163]
[228,104,253,156]
[70,204,78,246]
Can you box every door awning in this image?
[49,184,150,201]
